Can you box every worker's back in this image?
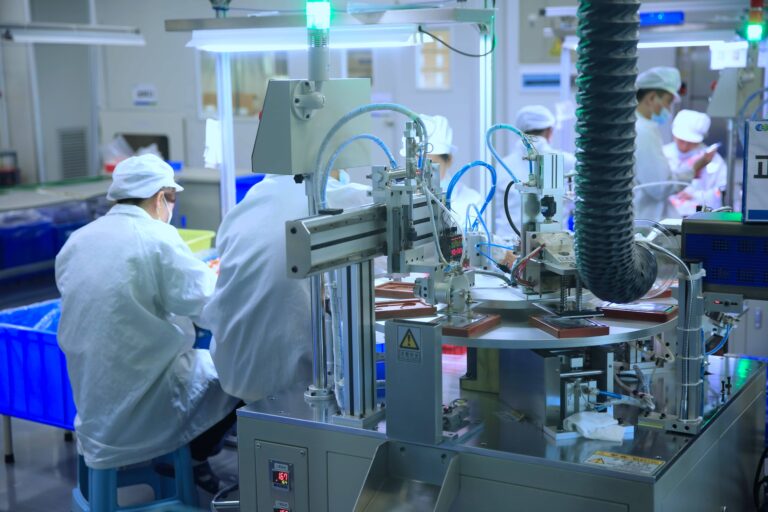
[56,204,236,469]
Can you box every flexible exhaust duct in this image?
[574,0,657,303]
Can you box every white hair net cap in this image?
[515,105,556,132]
[672,109,711,144]
[400,114,455,156]
[107,154,183,201]
[636,66,681,100]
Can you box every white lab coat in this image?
[494,137,577,238]
[634,113,695,222]
[203,175,371,403]
[55,204,238,469]
[662,142,727,216]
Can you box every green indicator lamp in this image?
[742,0,766,42]
[306,0,331,84]
[746,22,764,42]
[306,0,331,31]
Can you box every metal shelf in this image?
[165,7,495,32]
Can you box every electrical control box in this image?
[681,211,768,300]
[254,440,309,512]
[743,120,768,222]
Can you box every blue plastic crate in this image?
[235,174,265,204]
[0,299,76,430]
[53,221,87,252]
[0,213,55,269]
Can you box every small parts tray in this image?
[375,299,436,320]
[375,281,417,299]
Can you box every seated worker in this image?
[55,154,239,492]
[495,105,576,238]
[203,170,371,403]
[402,114,482,226]
[663,109,727,216]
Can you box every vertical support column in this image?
[2,415,13,464]
[339,260,377,419]
[725,118,738,208]
[675,262,705,432]
[305,178,333,401]
[88,0,103,177]
[479,2,495,230]
[215,52,237,218]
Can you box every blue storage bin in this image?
[0,299,76,430]
[53,221,87,251]
[235,174,265,204]
[0,211,55,269]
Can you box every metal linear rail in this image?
[285,196,440,278]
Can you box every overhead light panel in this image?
[562,31,749,51]
[1,23,145,46]
[187,25,420,53]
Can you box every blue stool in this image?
[71,445,199,511]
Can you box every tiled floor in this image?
[0,418,238,512]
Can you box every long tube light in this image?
[187,25,420,52]
[1,24,145,46]
[562,32,749,51]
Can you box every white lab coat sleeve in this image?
[156,230,217,319]
[636,124,691,201]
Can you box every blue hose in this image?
[466,200,491,236]
[447,160,496,219]
[323,134,397,186]
[705,325,732,356]
[485,124,533,183]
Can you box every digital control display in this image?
[273,500,291,512]
[272,469,290,490]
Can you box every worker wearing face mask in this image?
[634,67,716,221]
[56,154,239,492]
[202,169,371,404]
[663,109,727,216]
[495,105,577,238]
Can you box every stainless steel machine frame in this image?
[237,355,765,511]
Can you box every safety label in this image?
[397,327,421,364]
[584,451,665,475]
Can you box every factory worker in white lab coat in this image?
[663,109,727,216]
[401,114,482,227]
[203,173,371,403]
[495,105,576,239]
[634,67,716,221]
[55,154,239,490]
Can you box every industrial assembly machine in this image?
[201,2,768,511]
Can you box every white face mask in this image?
[162,195,174,225]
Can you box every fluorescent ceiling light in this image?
[1,24,145,46]
[187,25,419,53]
[562,31,748,51]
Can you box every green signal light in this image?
[747,22,764,42]
[307,1,331,31]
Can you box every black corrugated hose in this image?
[573,0,657,303]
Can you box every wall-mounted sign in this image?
[132,84,157,106]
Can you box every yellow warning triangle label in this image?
[400,329,419,350]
